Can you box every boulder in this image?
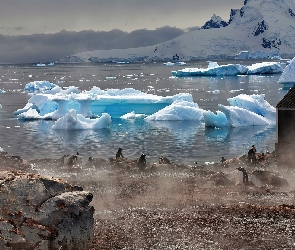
[252,170,289,187]
[0,171,94,250]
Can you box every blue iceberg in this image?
[14,81,277,129]
[14,86,193,120]
[203,94,276,127]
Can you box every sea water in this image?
[0,60,288,165]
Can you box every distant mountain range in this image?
[58,0,295,63]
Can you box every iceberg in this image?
[145,100,203,121]
[246,62,283,74]
[17,108,42,120]
[207,61,219,68]
[172,64,248,77]
[25,81,79,94]
[227,94,276,121]
[203,111,229,127]
[203,94,276,127]
[120,111,147,119]
[278,57,295,88]
[52,109,111,130]
[171,61,283,77]
[34,63,46,67]
[24,81,57,93]
[163,62,187,66]
[14,81,276,128]
[218,104,273,127]
[14,87,193,120]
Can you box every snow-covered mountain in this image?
[201,14,228,29]
[58,0,295,63]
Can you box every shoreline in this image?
[2,150,295,249]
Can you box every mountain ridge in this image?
[58,0,295,63]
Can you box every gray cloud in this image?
[0,26,187,64]
[0,0,244,63]
[1,0,244,35]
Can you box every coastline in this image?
[1,150,295,248]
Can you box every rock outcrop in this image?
[0,171,94,250]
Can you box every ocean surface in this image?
[0,60,289,165]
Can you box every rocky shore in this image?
[1,150,295,249]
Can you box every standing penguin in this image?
[137,154,146,170]
[237,166,249,185]
[116,148,124,159]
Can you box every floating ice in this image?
[145,100,203,121]
[218,104,273,127]
[15,82,276,128]
[246,62,283,74]
[203,110,229,127]
[278,57,295,88]
[208,61,219,68]
[34,63,46,67]
[163,62,186,66]
[172,63,248,77]
[17,108,42,120]
[171,61,283,77]
[24,81,57,93]
[120,111,147,119]
[52,109,111,130]
[14,87,193,120]
[203,94,276,127]
[227,94,276,121]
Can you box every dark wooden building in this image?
[276,84,295,165]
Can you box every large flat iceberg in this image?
[14,86,193,120]
[172,64,248,77]
[171,61,283,77]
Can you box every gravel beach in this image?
[2,151,295,249]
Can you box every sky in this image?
[0,0,244,63]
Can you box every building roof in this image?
[276,84,295,108]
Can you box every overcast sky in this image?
[0,0,244,63]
